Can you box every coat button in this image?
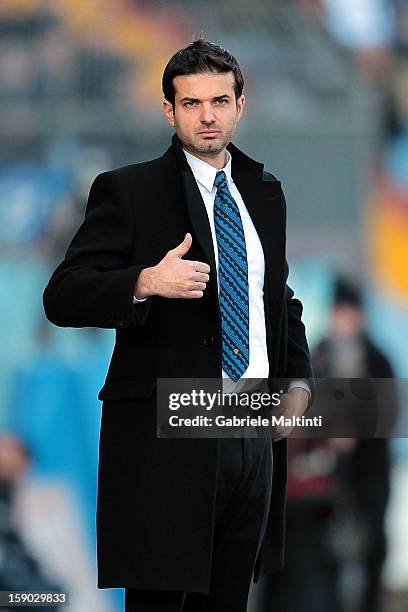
[203,335,214,346]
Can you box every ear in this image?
[236,94,245,122]
[163,99,175,127]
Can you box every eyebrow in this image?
[179,94,231,103]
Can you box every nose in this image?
[200,103,216,125]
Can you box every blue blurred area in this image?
[386,126,408,188]
[0,164,70,246]
[6,331,111,531]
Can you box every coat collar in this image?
[168,133,265,180]
[183,147,233,193]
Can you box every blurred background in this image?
[0,0,407,610]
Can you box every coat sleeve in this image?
[43,171,152,329]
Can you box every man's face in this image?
[163,71,245,158]
[331,304,364,337]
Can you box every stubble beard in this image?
[177,126,235,159]
[189,137,227,157]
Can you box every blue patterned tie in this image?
[213,170,249,381]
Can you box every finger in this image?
[188,282,206,291]
[183,290,204,299]
[190,272,209,283]
[192,261,211,274]
[171,233,192,258]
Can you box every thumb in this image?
[172,232,192,258]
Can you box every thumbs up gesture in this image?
[134,233,210,299]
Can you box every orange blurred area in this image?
[0,0,40,15]
[366,178,408,306]
[0,0,190,103]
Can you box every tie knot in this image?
[214,170,227,190]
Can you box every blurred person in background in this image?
[42,38,313,612]
[313,276,397,612]
[0,435,62,611]
[256,436,355,612]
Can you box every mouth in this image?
[198,130,221,138]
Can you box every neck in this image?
[184,146,228,170]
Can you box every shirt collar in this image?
[183,147,233,192]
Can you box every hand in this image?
[134,233,211,299]
[272,387,309,442]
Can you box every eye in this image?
[215,98,228,105]
[184,101,197,108]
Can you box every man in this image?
[43,40,313,611]
[313,276,397,612]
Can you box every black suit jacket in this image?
[43,135,313,593]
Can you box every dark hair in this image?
[162,39,244,106]
[333,276,363,308]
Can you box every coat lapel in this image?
[181,170,218,290]
[233,177,285,297]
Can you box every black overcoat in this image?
[43,135,313,593]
